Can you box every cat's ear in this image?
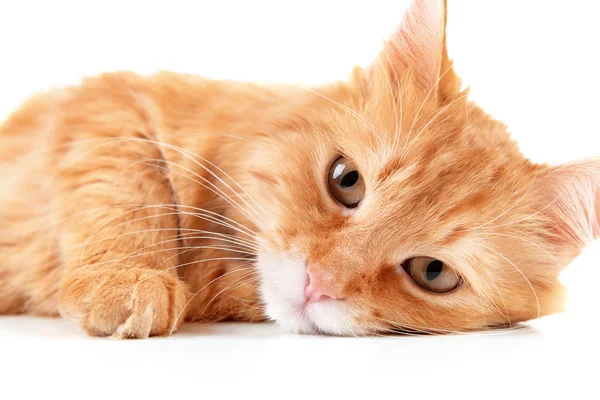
[368,0,461,101]
[536,158,600,256]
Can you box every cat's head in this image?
[243,0,600,334]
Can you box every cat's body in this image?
[0,73,295,325]
[1,0,598,338]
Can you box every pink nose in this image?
[304,263,342,303]
[305,282,333,303]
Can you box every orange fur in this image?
[0,0,597,337]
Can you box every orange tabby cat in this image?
[0,0,597,338]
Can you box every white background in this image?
[0,1,599,399]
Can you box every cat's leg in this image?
[53,86,189,338]
[55,138,190,338]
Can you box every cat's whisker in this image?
[373,326,433,338]
[478,260,516,328]
[400,93,469,162]
[96,244,255,269]
[163,202,259,236]
[18,201,258,238]
[400,63,455,159]
[146,156,288,245]
[143,264,258,302]
[154,247,202,270]
[71,214,217,270]
[50,136,272,229]
[144,158,266,229]
[118,157,265,229]
[213,275,263,311]
[125,237,257,259]
[64,200,277,305]
[476,242,541,320]
[476,183,572,231]
[136,202,259,237]
[224,289,264,313]
[163,140,279,233]
[18,228,182,258]
[201,271,260,315]
[299,85,385,149]
[376,55,399,159]
[82,215,249,249]
[472,162,599,234]
[73,202,268,270]
[23,227,258,258]
[380,320,473,336]
[373,318,447,336]
[72,246,255,311]
[161,147,275,232]
[73,206,182,272]
[178,232,260,251]
[479,232,564,270]
[436,248,513,328]
[179,226,279,255]
[71,227,259,313]
[249,308,265,323]
[74,234,259,275]
[67,205,164,268]
[377,38,406,158]
[76,257,255,315]
[183,213,259,242]
[169,264,258,335]
[476,271,513,329]
[177,204,258,235]
[372,314,523,337]
[152,266,259,328]
[462,199,524,232]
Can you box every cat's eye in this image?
[327,156,365,208]
[403,257,462,293]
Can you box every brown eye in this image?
[403,257,462,293]
[327,156,365,208]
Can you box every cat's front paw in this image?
[60,268,190,339]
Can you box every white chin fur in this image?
[257,250,360,335]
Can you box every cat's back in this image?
[0,70,295,223]
[0,90,65,314]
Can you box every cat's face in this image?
[245,0,599,335]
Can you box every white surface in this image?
[1,1,599,398]
[0,314,597,399]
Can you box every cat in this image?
[0,0,597,338]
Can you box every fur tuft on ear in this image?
[539,158,600,255]
[394,0,446,87]
[368,0,461,101]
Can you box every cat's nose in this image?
[305,263,343,303]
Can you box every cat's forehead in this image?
[325,96,463,160]
[324,120,515,236]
